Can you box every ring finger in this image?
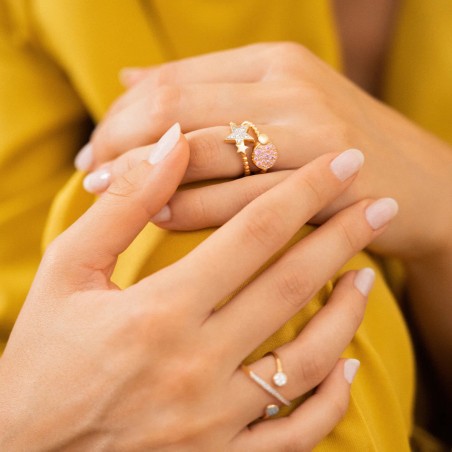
[228,269,373,424]
[83,125,332,193]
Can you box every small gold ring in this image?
[225,122,255,176]
[241,364,291,407]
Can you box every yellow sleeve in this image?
[0,2,90,350]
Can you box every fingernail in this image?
[344,359,360,384]
[354,267,375,296]
[75,143,93,171]
[151,205,171,223]
[365,198,399,230]
[119,67,144,86]
[83,168,111,193]
[149,123,181,165]
[330,149,365,181]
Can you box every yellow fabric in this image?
[2,0,451,449]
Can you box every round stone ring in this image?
[267,351,288,387]
[241,121,279,173]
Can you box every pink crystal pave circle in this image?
[265,351,288,387]
[224,122,255,176]
[241,121,279,173]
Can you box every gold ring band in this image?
[225,122,255,177]
[241,364,291,407]
[265,351,288,387]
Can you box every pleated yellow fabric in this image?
[2,0,451,449]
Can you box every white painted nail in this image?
[344,359,360,384]
[151,205,171,223]
[365,198,399,230]
[148,123,181,165]
[354,268,376,296]
[75,143,93,171]
[83,168,111,193]
[330,149,365,181]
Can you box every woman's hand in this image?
[76,43,452,260]
[0,129,394,451]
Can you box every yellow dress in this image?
[2,1,451,450]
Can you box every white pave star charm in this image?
[236,142,248,154]
[225,122,255,145]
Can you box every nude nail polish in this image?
[330,149,365,181]
[83,168,111,193]
[148,123,181,164]
[151,205,171,223]
[344,359,361,384]
[365,198,399,230]
[75,143,93,171]
[354,268,376,296]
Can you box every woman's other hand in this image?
[0,133,394,451]
[78,43,452,260]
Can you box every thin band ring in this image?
[241,364,291,407]
[225,122,255,176]
[266,351,288,387]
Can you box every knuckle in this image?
[188,132,221,174]
[153,62,178,87]
[329,391,350,420]
[274,263,315,308]
[42,237,67,267]
[106,162,148,201]
[152,84,181,118]
[180,191,208,228]
[327,120,354,150]
[281,439,306,452]
[272,41,310,61]
[299,173,324,209]
[91,120,118,160]
[243,204,284,248]
[297,353,329,386]
[335,218,361,254]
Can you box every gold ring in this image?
[225,122,255,176]
[241,121,279,173]
[265,351,288,387]
[241,364,291,407]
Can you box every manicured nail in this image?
[330,149,365,181]
[149,123,181,164]
[83,168,111,193]
[365,198,399,230]
[344,359,360,384]
[151,205,171,223]
[354,268,375,296]
[119,67,144,86]
[75,143,93,171]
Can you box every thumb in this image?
[48,123,188,287]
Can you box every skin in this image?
[0,139,389,450]
[81,42,452,407]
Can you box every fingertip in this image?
[150,204,171,224]
[353,267,376,296]
[75,143,93,171]
[343,358,361,384]
[82,167,111,194]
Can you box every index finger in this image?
[137,149,365,316]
